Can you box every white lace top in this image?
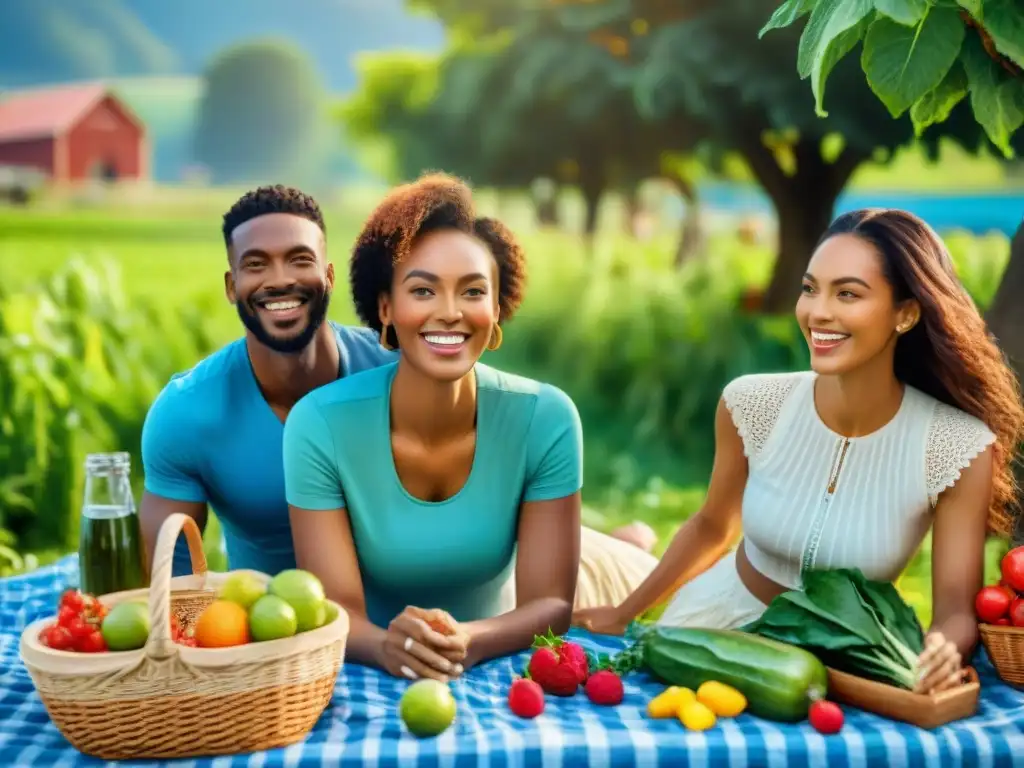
[725,371,996,589]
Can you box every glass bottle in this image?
[78,452,149,596]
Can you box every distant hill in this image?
[109,77,202,182]
[0,0,445,91]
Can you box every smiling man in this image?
[139,185,396,576]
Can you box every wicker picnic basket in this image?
[979,623,1024,687]
[18,513,349,761]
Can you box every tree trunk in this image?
[531,189,560,227]
[663,172,703,268]
[985,218,1024,371]
[985,217,1024,545]
[735,130,867,314]
[762,192,837,311]
[622,183,641,236]
[578,160,606,252]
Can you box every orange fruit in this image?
[193,599,250,648]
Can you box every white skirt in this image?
[656,549,769,630]
[500,526,660,611]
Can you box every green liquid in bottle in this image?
[78,453,149,597]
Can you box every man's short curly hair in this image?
[350,172,527,347]
[222,184,325,248]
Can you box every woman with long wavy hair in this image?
[574,208,1024,695]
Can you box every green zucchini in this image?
[641,626,828,722]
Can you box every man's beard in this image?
[236,286,332,354]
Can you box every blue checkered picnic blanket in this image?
[2,556,1023,768]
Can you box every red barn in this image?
[0,83,148,183]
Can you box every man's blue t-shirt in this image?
[140,322,396,576]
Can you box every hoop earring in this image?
[487,324,503,351]
[380,323,394,351]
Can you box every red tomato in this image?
[57,605,79,627]
[59,589,87,613]
[1008,598,1024,628]
[44,625,74,651]
[996,617,1011,625]
[77,630,107,653]
[975,585,1014,623]
[37,623,56,646]
[809,700,844,734]
[1001,547,1024,593]
[65,616,94,642]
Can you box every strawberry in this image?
[540,662,581,696]
[508,678,545,718]
[527,647,560,682]
[558,641,589,683]
[584,670,624,706]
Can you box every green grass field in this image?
[0,189,1015,626]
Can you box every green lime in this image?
[219,572,266,609]
[268,569,327,632]
[101,601,150,651]
[399,679,457,737]
[291,598,327,633]
[248,595,298,642]
[324,602,340,626]
[269,569,325,605]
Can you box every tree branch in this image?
[732,123,789,204]
[826,144,870,197]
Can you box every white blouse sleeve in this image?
[721,373,801,460]
[925,401,997,506]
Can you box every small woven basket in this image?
[978,623,1024,687]
[19,513,349,761]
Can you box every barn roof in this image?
[0,82,113,143]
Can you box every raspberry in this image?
[508,678,545,718]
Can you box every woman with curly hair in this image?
[575,208,1024,695]
[282,173,656,681]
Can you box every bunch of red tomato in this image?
[975,546,1024,626]
[170,614,198,647]
[38,589,108,652]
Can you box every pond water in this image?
[697,182,1024,237]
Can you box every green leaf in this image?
[910,60,968,134]
[812,16,872,115]
[798,0,874,80]
[861,6,965,117]
[848,570,926,653]
[874,0,929,25]
[984,0,1024,68]
[759,0,818,38]
[961,34,1024,157]
[956,0,983,19]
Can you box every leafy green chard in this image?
[760,0,1024,157]
[742,568,926,690]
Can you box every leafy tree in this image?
[338,41,578,224]
[341,16,709,251]
[413,0,1016,311]
[761,1,1024,373]
[193,40,326,184]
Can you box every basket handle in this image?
[145,513,208,659]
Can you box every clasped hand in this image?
[378,606,470,683]
[914,630,965,695]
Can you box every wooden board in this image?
[825,667,980,730]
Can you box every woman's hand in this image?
[914,631,964,694]
[378,607,468,682]
[572,605,631,636]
